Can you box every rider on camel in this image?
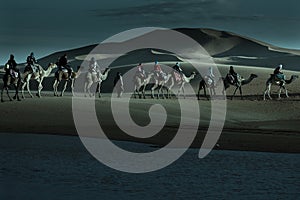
[5,54,21,84]
[153,61,166,80]
[172,62,183,81]
[27,52,38,72]
[273,64,285,84]
[136,63,146,80]
[205,66,215,86]
[88,57,101,82]
[228,66,239,86]
[57,54,72,77]
[23,52,39,77]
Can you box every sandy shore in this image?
[0,93,300,153]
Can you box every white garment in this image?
[207,67,215,78]
[89,61,101,74]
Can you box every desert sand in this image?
[1,63,300,153]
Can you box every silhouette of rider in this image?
[23,52,38,78]
[5,54,21,83]
[57,54,72,77]
[228,66,239,85]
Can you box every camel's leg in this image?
[168,78,175,99]
[182,85,185,99]
[13,84,21,101]
[231,87,239,100]
[278,87,282,100]
[1,87,5,102]
[21,81,27,99]
[157,85,161,99]
[26,80,34,98]
[61,80,68,97]
[97,82,102,98]
[151,84,158,99]
[71,79,75,96]
[263,84,270,100]
[84,82,88,97]
[138,86,143,99]
[53,80,59,96]
[197,84,201,100]
[133,86,137,98]
[141,83,148,99]
[204,86,208,100]
[284,87,289,98]
[239,87,243,100]
[37,78,44,98]
[86,81,93,97]
[7,87,12,101]
[158,84,164,99]
[25,74,34,98]
[168,82,174,99]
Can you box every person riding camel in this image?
[57,54,72,78]
[172,62,183,81]
[5,54,21,84]
[153,61,166,80]
[273,64,285,84]
[228,66,239,86]
[136,63,146,80]
[27,52,38,72]
[88,57,101,82]
[23,52,38,78]
[205,67,215,86]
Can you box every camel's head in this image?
[49,63,57,69]
[291,75,299,81]
[250,74,258,79]
[103,68,111,73]
[191,72,196,77]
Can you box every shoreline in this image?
[1,124,299,154]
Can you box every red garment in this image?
[154,64,162,71]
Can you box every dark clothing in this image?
[57,56,72,76]
[5,58,21,81]
[173,64,183,73]
[58,56,68,67]
[229,68,237,76]
[228,67,239,85]
[273,67,282,75]
[26,55,37,65]
[5,59,18,74]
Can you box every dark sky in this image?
[1,0,300,63]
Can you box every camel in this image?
[166,72,196,99]
[197,77,218,100]
[1,65,21,102]
[53,67,82,97]
[21,63,57,98]
[222,73,258,100]
[263,75,298,100]
[150,72,172,99]
[84,68,110,98]
[133,73,154,99]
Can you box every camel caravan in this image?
[1,53,299,102]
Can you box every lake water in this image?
[0,133,299,200]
